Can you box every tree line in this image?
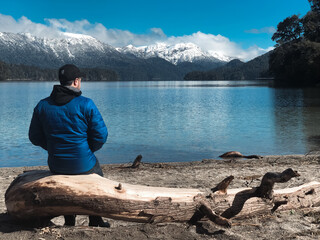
[269,0,320,87]
[0,61,119,81]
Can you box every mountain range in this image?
[0,32,228,81]
[0,32,269,81]
[117,42,232,64]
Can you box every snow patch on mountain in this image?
[118,42,233,64]
[0,32,118,64]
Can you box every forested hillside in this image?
[269,0,320,87]
[0,61,119,81]
[184,52,271,80]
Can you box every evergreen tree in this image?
[302,10,320,42]
[271,15,302,46]
[308,0,320,13]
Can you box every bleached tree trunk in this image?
[5,168,320,227]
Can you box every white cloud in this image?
[0,13,272,61]
[245,27,276,35]
[0,14,61,38]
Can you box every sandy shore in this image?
[1,154,320,239]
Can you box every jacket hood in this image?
[50,85,82,105]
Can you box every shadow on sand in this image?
[0,213,54,233]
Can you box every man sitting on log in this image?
[28,64,109,227]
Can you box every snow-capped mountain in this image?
[0,32,114,54]
[0,32,230,67]
[0,32,228,80]
[0,32,125,68]
[118,42,232,64]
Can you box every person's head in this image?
[58,64,86,90]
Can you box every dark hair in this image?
[61,80,73,86]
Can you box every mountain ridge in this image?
[0,32,227,80]
[0,32,269,81]
[117,42,232,64]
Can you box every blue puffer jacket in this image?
[29,85,108,174]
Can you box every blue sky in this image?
[0,0,312,60]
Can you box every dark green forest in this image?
[269,0,320,87]
[0,61,119,81]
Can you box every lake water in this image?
[1,81,320,167]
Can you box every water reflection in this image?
[272,88,320,154]
[303,88,320,107]
[302,88,320,152]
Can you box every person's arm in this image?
[87,101,108,152]
[29,107,47,150]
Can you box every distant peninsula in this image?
[183,52,271,81]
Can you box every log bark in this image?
[5,168,320,226]
[5,170,204,223]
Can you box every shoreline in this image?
[0,152,316,169]
[1,154,320,239]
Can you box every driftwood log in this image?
[5,168,320,227]
[219,151,262,159]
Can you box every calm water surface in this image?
[1,81,320,167]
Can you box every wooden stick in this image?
[199,201,231,227]
[256,168,300,199]
[211,176,234,194]
[131,155,143,168]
